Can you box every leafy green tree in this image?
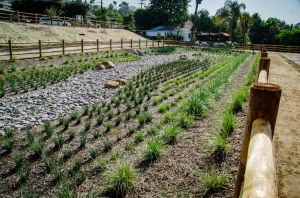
[149,0,189,26]
[123,13,135,30]
[134,8,155,30]
[191,9,212,33]
[214,0,247,42]
[275,29,300,45]
[12,0,62,14]
[45,6,57,25]
[62,2,89,17]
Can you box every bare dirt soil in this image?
[268,53,300,198]
[0,21,144,43]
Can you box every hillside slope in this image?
[0,21,145,43]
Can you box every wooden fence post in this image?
[16,10,20,23]
[39,40,42,58]
[163,39,164,47]
[152,39,154,47]
[288,45,290,53]
[96,39,99,52]
[35,13,37,24]
[158,40,159,47]
[81,39,83,53]
[258,58,270,81]
[110,39,112,51]
[62,39,65,55]
[146,39,148,48]
[273,44,275,52]
[63,16,66,26]
[8,40,12,61]
[233,83,281,198]
[139,39,141,49]
[121,39,123,50]
[130,39,132,49]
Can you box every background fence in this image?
[0,9,123,29]
[0,37,299,60]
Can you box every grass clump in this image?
[102,138,113,152]
[184,89,210,116]
[158,104,170,114]
[134,133,144,144]
[206,133,229,156]
[30,140,45,156]
[13,152,24,170]
[43,120,54,138]
[142,139,164,163]
[198,166,229,195]
[221,110,235,134]
[107,162,137,197]
[94,159,107,172]
[51,135,64,149]
[161,125,181,144]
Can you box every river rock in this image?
[104,81,119,88]
[102,61,115,69]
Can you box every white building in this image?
[140,26,192,42]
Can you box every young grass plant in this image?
[94,158,107,172]
[198,166,230,196]
[102,138,113,152]
[142,139,164,163]
[43,120,54,138]
[161,125,181,144]
[107,162,137,197]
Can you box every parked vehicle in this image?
[200,42,209,47]
[39,17,71,26]
[195,40,199,45]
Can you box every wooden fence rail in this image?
[0,9,123,29]
[233,46,282,198]
[0,38,168,60]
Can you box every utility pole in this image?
[192,0,203,41]
[138,0,146,9]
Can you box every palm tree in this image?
[239,12,253,44]
[215,0,246,42]
[192,0,203,39]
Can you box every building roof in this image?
[151,26,177,31]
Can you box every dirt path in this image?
[268,53,300,198]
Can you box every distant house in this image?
[197,32,230,42]
[140,26,192,42]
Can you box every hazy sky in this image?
[100,0,300,24]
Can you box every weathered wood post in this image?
[62,39,65,55]
[35,13,37,24]
[8,40,12,61]
[139,39,141,49]
[152,39,154,47]
[96,39,99,52]
[63,16,66,26]
[158,40,159,47]
[81,39,84,53]
[273,44,275,52]
[146,39,148,48]
[39,40,42,58]
[16,10,20,23]
[163,39,164,47]
[288,45,290,53]
[130,39,132,49]
[110,39,112,51]
[121,39,123,50]
[233,83,281,198]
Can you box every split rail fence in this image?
[233,46,282,198]
[0,9,123,29]
[0,39,179,60]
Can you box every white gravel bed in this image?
[0,52,195,134]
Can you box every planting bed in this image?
[0,47,257,197]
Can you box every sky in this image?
[99,0,300,24]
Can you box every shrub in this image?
[107,162,137,197]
